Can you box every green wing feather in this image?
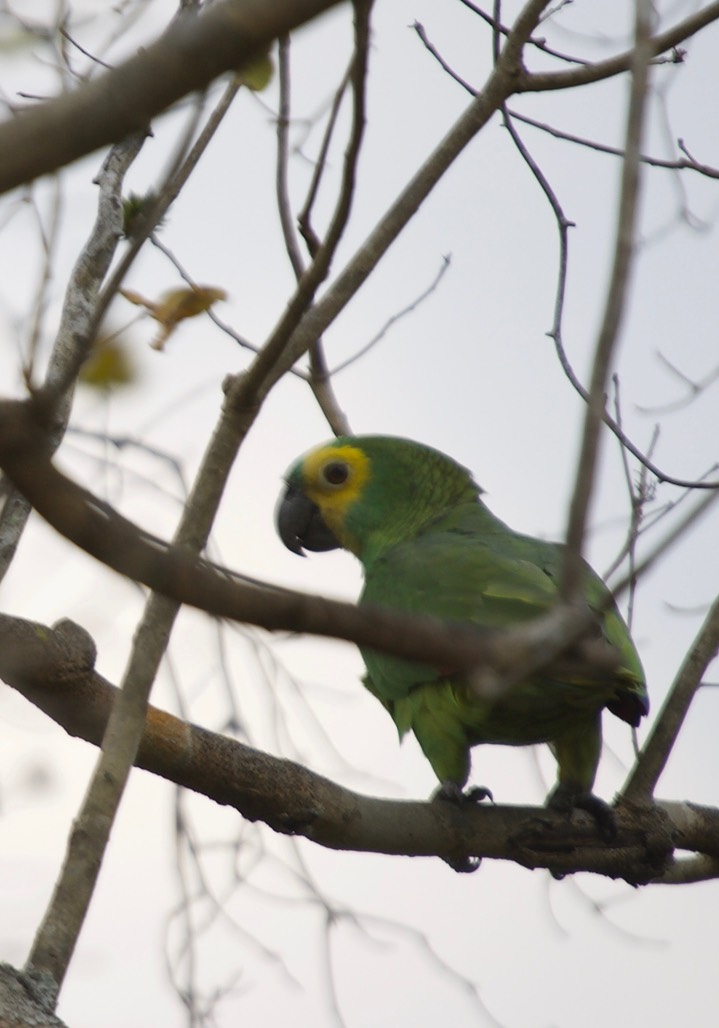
[359,501,646,789]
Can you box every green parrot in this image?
[276,435,647,842]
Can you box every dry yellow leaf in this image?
[120,285,228,351]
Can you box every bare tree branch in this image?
[232,0,551,406]
[276,36,306,278]
[561,1,654,599]
[506,107,719,180]
[274,24,360,436]
[296,64,353,251]
[0,612,697,884]
[1,1,718,1019]
[304,0,373,437]
[0,0,346,195]
[330,255,451,375]
[415,16,719,492]
[0,962,68,1028]
[0,134,144,583]
[0,396,621,685]
[622,596,719,804]
[24,300,272,989]
[519,2,719,92]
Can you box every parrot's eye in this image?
[321,460,350,488]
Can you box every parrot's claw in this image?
[465,784,494,804]
[433,780,494,806]
[547,784,617,842]
[432,780,493,873]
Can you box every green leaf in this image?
[238,53,274,92]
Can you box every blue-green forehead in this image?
[284,457,305,485]
[285,435,457,482]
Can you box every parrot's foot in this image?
[433,780,494,806]
[432,780,493,873]
[547,784,617,842]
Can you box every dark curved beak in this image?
[276,483,341,555]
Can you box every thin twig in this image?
[456,0,591,66]
[87,91,212,346]
[59,27,114,73]
[621,594,719,804]
[603,375,657,630]
[608,480,719,607]
[149,233,267,360]
[23,177,64,384]
[550,330,719,490]
[636,351,719,415]
[505,107,719,180]
[297,66,353,250]
[274,31,356,435]
[562,1,655,600]
[276,36,306,278]
[417,15,719,491]
[330,255,452,375]
[413,21,477,94]
[233,0,551,401]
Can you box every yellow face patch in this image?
[302,444,371,542]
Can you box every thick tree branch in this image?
[0,397,624,689]
[2,0,716,203]
[0,963,68,1028]
[1,612,702,885]
[0,0,344,195]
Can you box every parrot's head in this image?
[276,435,481,565]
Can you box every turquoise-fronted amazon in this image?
[277,435,647,838]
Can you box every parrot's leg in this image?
[412,715,492,870]
[546,784,616,841]
[548,714,616,841]
[432,780,493,873]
